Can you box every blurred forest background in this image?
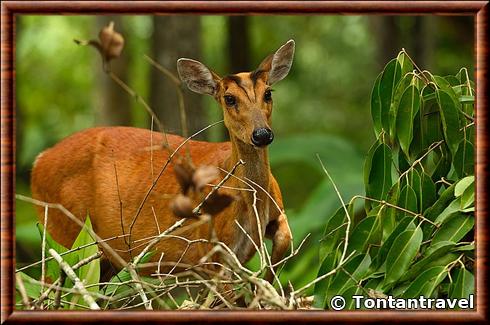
[15,15,473,290]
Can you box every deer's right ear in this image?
[177,58,220,96]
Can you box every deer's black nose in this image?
[251,128,274,147]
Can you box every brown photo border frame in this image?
[1,1,488,324]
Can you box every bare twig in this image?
[53,272,66,310]
[351,195,439,227]
[316,155,351,265]
[48,249,100,310]
[15,273,32,309]
[16,233,129,273]
[132,219,186,266]
[41,206,48,293]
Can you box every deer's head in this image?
[177,40,295,148]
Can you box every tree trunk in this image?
[94,16,132,126]
[373,16,435,71]
[227,16,251,73]
[149,16,205,139]
[375,16,400,69]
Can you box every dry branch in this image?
[48,249,100,310]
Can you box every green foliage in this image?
[315,51,475,309]
[17,216,101,310]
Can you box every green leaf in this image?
[16,272,42,300]
[383,183,400,240]
[343,286,363,310]
[433,75,458,96]
[454,243,474,252]
[365,143,393,202]
[449,268,474,300]
[420,172,437,213]
[375,216,416,269]
[455,176,474,197]
[348,215,382,253]
[454,140,474,178]
[459,95,474,104]
[444,75,460,86]
[396,85,421,158]
[390,73,414,142]
[422,182,456,240]
[396,51,414,77]
[432,213,474,245]
[69,216,100,306]
[398,184,418,217]
[371,73,383,137]
[434,199,461,225]
[37,223,69,281]
[409,109,423,159]
[431,145,452,184]
[384,226,423,285]
[314,249,339,308]
[436,89,461,156]
[400,241,455,282]
[398,148,411,173]
[379,59,402,135]
[421,92,444,150]
[104,268,132,298]
[401,266,448,298]
[327,254,371,299]
[425,183,456,222]
[460,180,475,210]
[319,206,348,261]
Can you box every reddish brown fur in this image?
[31,126,289,274]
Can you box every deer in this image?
[31,39,295,283]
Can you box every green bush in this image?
[314,51,475,309]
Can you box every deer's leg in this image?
[264,212,292,283]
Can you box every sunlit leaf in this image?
[69,216,100,307]
[396,51,414,77]
[455,176,474,197]
[432,213,474,245]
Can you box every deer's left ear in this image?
[256,39,295,85]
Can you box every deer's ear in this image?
[256,39,295,85]
[177,58,220,96]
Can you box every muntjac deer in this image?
[31,40,294,282]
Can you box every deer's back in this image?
[31,127,231,260]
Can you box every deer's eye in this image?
[264,89,272,102]
[224,95,236,107]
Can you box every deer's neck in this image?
[227,135,270,192]
[219,135,272,262]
